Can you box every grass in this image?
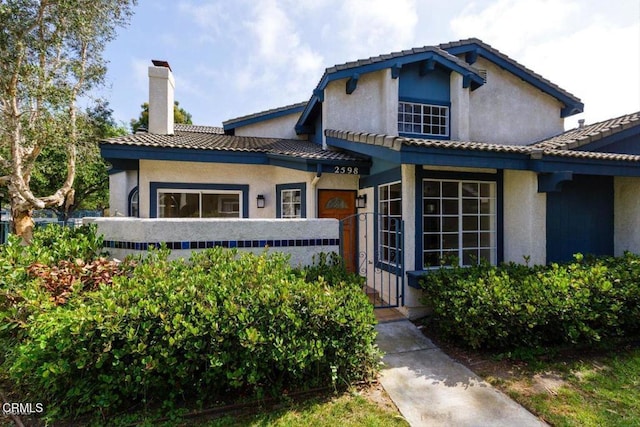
[203,391,409,427]
[495,348,640,427]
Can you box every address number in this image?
[334,166,359,174]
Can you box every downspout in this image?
[311,164,322,217]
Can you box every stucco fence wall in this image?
[84,217,340,266]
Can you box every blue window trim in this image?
[373,179,404,274]
[149,182,250,218]
[413,168,504,272]
[276,183,307,218]
[398,98,452,140]
[127,186,139,217]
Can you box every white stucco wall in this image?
[137,160,358,219]
[322,68,398,147]
[503,169,546,265]
[108,170,138,217]
[233,112,304,139]
[614,176,640,256]
[468,58,565,145]
[449,72,470,141]
[87,217,339,267]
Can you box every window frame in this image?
[398,99,450,138]
[276,183,307,218]
[149,182,249,218]
[377,180,403,267]
[421,178,497,268]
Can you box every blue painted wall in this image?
[399,63,450,104]
[546,175,613,263]
[579,134,640,155]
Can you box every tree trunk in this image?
[11,207,34,244]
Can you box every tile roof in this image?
[325,129,640,163]
[323,45,479,78]
[530,111,640,150]
[223,101,307,127]
[439,38,582,108]
[103,128,365,162]
[173,124,224,134]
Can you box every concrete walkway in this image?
[376,320,548,427]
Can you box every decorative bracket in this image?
[391,63,402,79]
[538,171,573,192]
[465,49,479,65]
[313,88,324,103]
[346,73,359,95]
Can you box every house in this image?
[101,39,640,318]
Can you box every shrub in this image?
[420,254,640,350]
[7,248,378,420]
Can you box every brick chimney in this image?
[148,60,174,135]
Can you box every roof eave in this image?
[442,42,583,117]
[295,50,486,132]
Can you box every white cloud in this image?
[336,0,419,58]
[451,0,580,54]
[450,0,640,127]
[130,58,149,90]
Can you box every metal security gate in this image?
[340,213,404,308]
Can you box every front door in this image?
[318,190,357,272]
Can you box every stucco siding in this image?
[468,58,565,145]
[233,113,304,139]
[503,169,546,265]
[108,170,138,217]
[323,68,398,146]
[138,160,358,219]
[614,176,640,255]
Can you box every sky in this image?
[98,0,640,132]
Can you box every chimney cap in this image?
[578,119,585,128]
[151,59,172,71]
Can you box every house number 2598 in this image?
[334,166,358,174]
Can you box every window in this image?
[398,101,449,137]
[128,187,139,217]
[378,181,402,264]
[422,179,496,268]
[157,190,241,218]
[280,189,302,218]
[276,183,306,218]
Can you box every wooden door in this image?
[318,190,357,272]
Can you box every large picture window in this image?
[378,181,402,264]
[422,179,496,268]
[398,101,449,137]
[158,190,241,218]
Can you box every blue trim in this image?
[127,186,139,217]
[103,238,339,251]
[276,183,307,218]
[223,104,306,131]
[538,171,573,192]
[149,182,250,218]
[529,157,640,177]
[326,136,402,163]
[414,168,503,270]
[102,144,269,165]
[442,43,583,117]
[399,97,450,106]
[546,174,613,262]
[359,167,402,189]
[296,50,485,132]
[574,126,640,153]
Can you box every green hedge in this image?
[1,231,378,420]
[419,254,640,350]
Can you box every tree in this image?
[130,101,193,133]
[0,0,136,242]
[30,100,127,220]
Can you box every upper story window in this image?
[398,101,449,138]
